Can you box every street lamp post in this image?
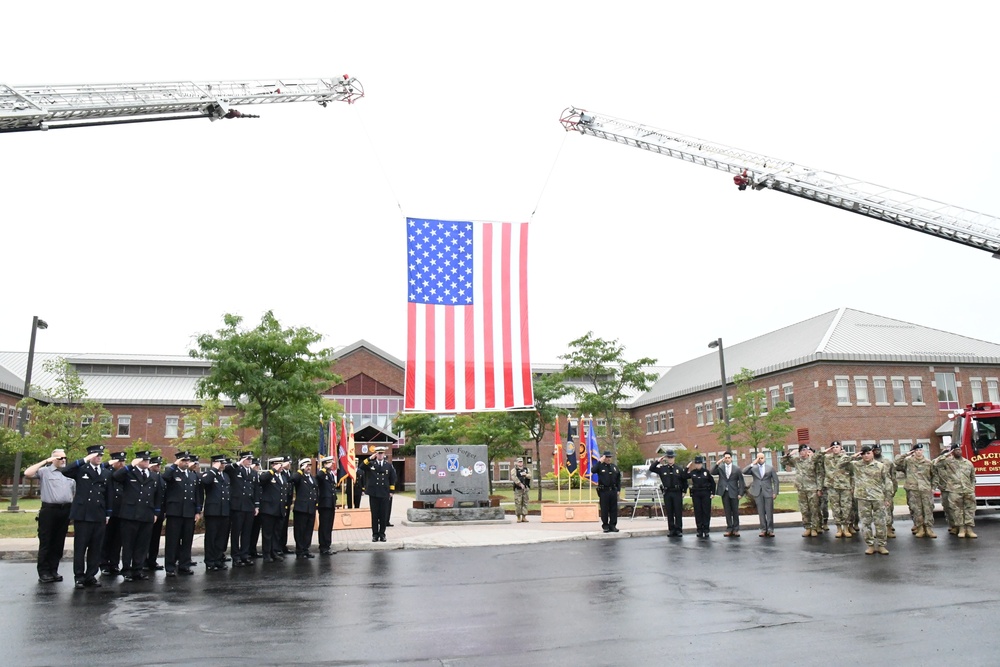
[708,338,730,443]
[6,316,48,513]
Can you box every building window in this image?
[898,439,914,456]
[645,415,652,435]
[220,416,232,429]
[971,378,983,404]
[165,416,179,439]
[100,416,112,438]
[769,387,780,411]
[855,378,870,405]
[878,440,894,459]
[836,377,851,405]
[666,410,674,431]
[705,402,713,426]
[874,378,888,405]
[841,441,857,454]
[0,405,5,426]
[714,399,723,423]
[117,415,131,438]
[891,378,906,404]
[783,383,795,409]
[988,379,999,403]
[659,411,667,432]
[935,372,959,410]
[184,419,197,438]
[696,404,704,427]
[498,461,510,482]
[910,378,924,404]
[652,412,660,433]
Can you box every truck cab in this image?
[953,402,1000,508]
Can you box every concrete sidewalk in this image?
[0,496,923,562]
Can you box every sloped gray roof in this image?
[332,340,404,368]
[633,307,1000,408]
[0,363,24,395]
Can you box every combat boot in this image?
[877,546,889,555]
[843,526,854,538]
[965,526,977,538]
[957,527,967,538]
[948,526,958,535]
[887,527,896,538]
[924,526,937,538]
[864,546,876,555]
[914,526,926,538]
[810,529,819,537]
[835,526,844,538]
[802,528,811,537]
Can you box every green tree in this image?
[392,413,460,456]
[613,416,647,481]
[176,399,245,461]
[560,332,659,455]
[190,311,340,462]
[519,371,567,501]
[456,412,531,496]
[714,367,794,457]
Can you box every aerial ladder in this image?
[0,76,363,132]
[560,108,1000,258]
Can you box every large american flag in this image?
[405,217,534,412]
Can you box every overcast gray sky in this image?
[3,1,997,370]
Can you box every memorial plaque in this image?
[415,445,490,503]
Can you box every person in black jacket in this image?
[290,458,318,559]
[161,451,202,576]
[685,456,716,538]
[201,454,232,571]
[224,451,258,566]
[100,451,127,576]
[592,451,622,533]
[143,456,167,571]
[257,457,288,562]
[57,444,115,588]
[360,447,396,542]
[113,451,160,581]
[315,456,337,555]
[278,458,294,554]
[649,450,688,537]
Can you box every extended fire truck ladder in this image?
[560,108,1000,258]
[0,76,363,132]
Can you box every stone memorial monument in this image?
[407,445,506,523]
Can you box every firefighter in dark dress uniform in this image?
[100,451,127,576]
[650,450,688,537]
[57,444,115,588]
[113,451,160,581]
[290,458,319,558]
[360,447,396,542]
[249,458,263,558]
[315,455,337,555]
[592,451,622,533]
[685,456,716,538]
[201,454,232,571]
[144,456,166,571]
[278,458,294,554]
[161,451,202,576]
[258,457,288,561]
[224,451,258,566]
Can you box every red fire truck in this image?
[951,402,1000,509]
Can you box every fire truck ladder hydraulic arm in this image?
[0,76,363,132]
[560,107,1000,258]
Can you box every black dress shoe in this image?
[38,574,56,583]
[223,556,232,562]
[372,537,379,542]
[273,553,285,560]
[216,563,228,570]
[205,566,218,572]
[85,578,102,587]
[53,574,64,582]
[610,528,619,533]
[379,536,387,542]
[165,571,177,577]
[178,568,194,575]
[101,569,119,577]
[305,552,315,559]
[74,580,86,589]
[320,550,334,556]
[282,548,293,554]
[240,559,254,566]
[122,575,135,582]
[135,573,150,580]
[387,522,394,527]
[264,557,276,563]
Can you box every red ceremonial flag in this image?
[553,415,564,471]
[404,218,533,412]
[346,418,357,481]
[577,418,590,480]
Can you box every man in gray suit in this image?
[744,452,779,537]
[711,451,746,537]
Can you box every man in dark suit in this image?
[315,456,337,555]
[143,456,166,572]
[57,444,114,588]
[161,451,202,576]
[711,451,747,537]
[360,447,396,542]
[257,457,288,562]
[290,458,318,558]
[112,451,160,582]
[224,451,258,566]
[200,454,232,571]
[744,452,780,537]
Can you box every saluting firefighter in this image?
[258,457,289,561]
[278,457,294,555]
[315,456,338,555]
[224,451,258,566]
[290,458,319,558]
[512,457,532,523]
[161,451,203,576]
[113,451,160,582]
[360,447,396,542]
[685,456,716,538]
[100,451,127,577]
[57,444,115,588]
[144,456,166,572]
[200,454,232,571]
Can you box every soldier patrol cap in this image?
[320,455,335,464]
[860,445,873,453]
[298,458,312,467]
[665,450,675,458]
[238,451,253,460]
[149,456,162,465]
[799,445,812,452]
[211,454,227,463]
[950,443,961,451]
[830,441,841,447]
[174,451,191,460]
[109,451,127,462]
[872,443,882,450]
[913,444,923,450]
[136,450,151,460]
[86,444,106,455]
[694,455,705,463]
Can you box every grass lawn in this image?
[0,497,42,538]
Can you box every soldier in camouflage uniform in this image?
[931,450,957,534]
[781,445,822,537]
[933,443,978,538]
[839,445,892,555]
[814,441,854,538]
[511,457,532,523]
[895,445,936,538]
[872,444,897,538]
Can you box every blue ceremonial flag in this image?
[564,439,578,475]
[584,421,601,484]
[318,420,328,457]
